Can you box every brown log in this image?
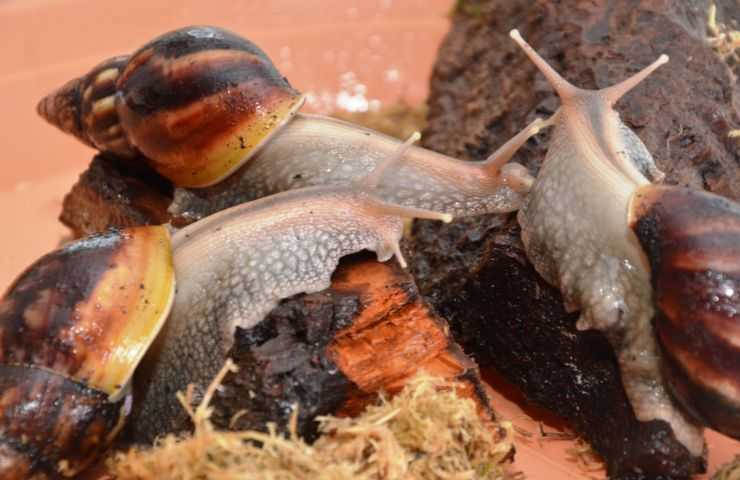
[189,252,493,443]
[410,1,740,479]
[60,153,172,237]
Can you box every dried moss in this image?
[109,360,516,479]
[713,456,740,480]
[708,2,740,64]
[449,0,486,19]
[331,102,428,141]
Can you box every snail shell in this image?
[630,185,740,439]
[0,226,175,478]
[37,56,136,159]
[38,25,304,188]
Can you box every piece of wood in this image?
[410,1,740,479]
[59,154,172,237]
[184,253,493,443]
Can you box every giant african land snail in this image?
[0,135,453,479]
[509,29,740,454]
[38,25,542,224]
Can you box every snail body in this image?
[169,113,541,223]
[510,30,740,453]
[39,25,538,224]
[0,136,451,476]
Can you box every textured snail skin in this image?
[169,113,537,224]
[509,30,706,455]
[132,180,452,441]
[0,123,452,467]
[631,185,740,439]
[0,226,174,478]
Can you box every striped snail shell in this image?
[37,55,137,159]
[37,25,304,188]
[630,185,740,439]
[0,226,175,478]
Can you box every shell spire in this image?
[37,56,138,158]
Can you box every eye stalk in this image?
[509,29,669,106]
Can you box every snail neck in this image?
[560,95,650,191]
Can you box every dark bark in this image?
[199,254,492,442]
[60,154,172,237]
[410,1,740,479]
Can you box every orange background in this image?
[0,1,736,477]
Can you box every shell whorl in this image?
[0,365,129,479]
[37,55,137,158]
[38,25,305,188]
[117,25,304,187]
[631,185,740,438]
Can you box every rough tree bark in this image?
[410,1,739,479]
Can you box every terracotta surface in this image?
[0,1,737,478]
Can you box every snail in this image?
[37,25,542,225]
[509,29,740,454]
[0,135,452,478]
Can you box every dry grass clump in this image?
[714,456,740,480]
[109,360,515,479]
[332,102,428,141]
[707,3,740,63]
